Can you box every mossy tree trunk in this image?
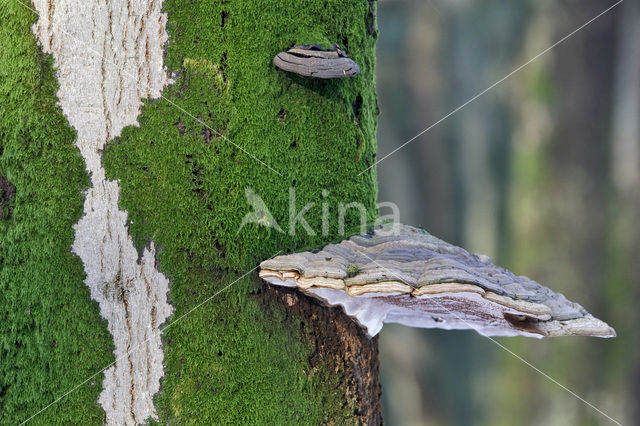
[1,0,381,424]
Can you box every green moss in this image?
[0,4,113,424]
[346,263,359,277]
[104,0,378,423]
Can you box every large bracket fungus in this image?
[259,224,615,338]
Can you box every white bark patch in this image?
[31,0,172,423]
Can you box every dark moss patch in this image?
[104,0,379,423]
[220,11,229,29]
[0,175,15,220]
[0,4,113,424]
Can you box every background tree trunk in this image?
[375,1,632,425]
[1,0,381,424]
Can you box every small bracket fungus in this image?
[273,44,360,79]
[259,224,616,338]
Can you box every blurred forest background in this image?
[375,0,638,425]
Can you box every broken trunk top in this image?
[259,223,615,338]
[273,45,360,79]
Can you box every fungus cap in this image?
[259,224,616,338]
[273,44,360,79]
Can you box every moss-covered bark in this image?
[101,0,381,423]
[2,0,380,423]
[0,5,113,424]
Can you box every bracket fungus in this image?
[273,44,360,78]
[259,224,616,339]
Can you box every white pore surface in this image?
[263,277,542,339]
[32,1,172,424]
[308,287,542,338]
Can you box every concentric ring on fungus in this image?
[273,44,360,79]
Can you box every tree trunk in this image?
[1,0,381,424]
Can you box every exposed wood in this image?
[260,284,382,425]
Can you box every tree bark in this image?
[1,0,381,424]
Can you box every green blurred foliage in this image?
[377,1,635,425]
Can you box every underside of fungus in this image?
[259,224,615,338]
